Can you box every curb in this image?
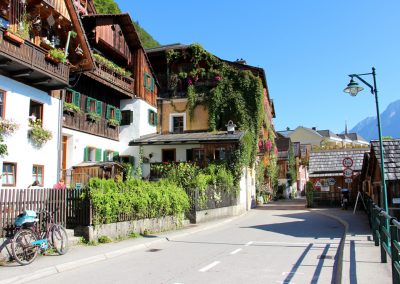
[312,209,349,284]
[0,214,243,284]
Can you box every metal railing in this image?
[366,198,400,284]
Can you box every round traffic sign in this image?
[328,178,336,186]
[343,168,353,178]
[342,157,353,168]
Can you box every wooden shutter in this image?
[154,112,158,126]
[83,147,89,161]
[103,150,108,161]
[144,72,148,88]
[106,105,111,119]
[96,101,102,116]
[113,151,119,162]
[96,148,102,161]
[150,77,155,92]
[86,97,92,113]
[115,109,121,122]
[148,109,151,124]
[73,92,81,107]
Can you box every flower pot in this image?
[45,54,61,64]
[3,31,24,45]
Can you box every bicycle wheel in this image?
[11,229,39,265]
[50,224,69,255]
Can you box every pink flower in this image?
[214,75,222,81]
[188,79,193,85]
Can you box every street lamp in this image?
[343,67,388,213]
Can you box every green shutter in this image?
[106,105,111,119]
[144,72,148,88]
[86,97,92,113]
[129,110,133,123]
[148,109,151,124]
[154,112,158,126]
[96,101,102,116]
[115,109,121,122]
[150,77,155,92]
[96,148,102,161]
[73,92,81,107]
[103,150,108,161]
[84,147,89,161]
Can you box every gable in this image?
[289,127,322,145]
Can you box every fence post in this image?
[372,207,379,246]
[379,213,388,263]
[390,220,399,284]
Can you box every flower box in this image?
[3,31,24,45]
[45,54,61,64]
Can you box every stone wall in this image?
[195,204,246,223]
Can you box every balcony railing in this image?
[0,29,69,88]
[91,62,134,96]
[63,111,119,141]
[43,0,71,20]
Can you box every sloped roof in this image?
[309,148,369,177]
[337,134,352,141]
[129,131,245,146]
[371,139,400,180]
[277,130,294,137]
[317,130,341,140]
[347,133,368,143]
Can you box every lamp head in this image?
[344,77,364,96]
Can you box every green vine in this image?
[166,44,265,183]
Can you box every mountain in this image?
[93,0,160,48]
[350,99,400,141]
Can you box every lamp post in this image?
[343,67,388,213]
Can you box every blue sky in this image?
[117,0,400,133]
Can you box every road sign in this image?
[314,180,322,189]
[342,157,354,168]
[328,178,336,186]
[343,168,353,178]
[344,178,353,183]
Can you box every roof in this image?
[129,131,245,146]
[277,130,294,138]
[317,130,341,140]
[82,13,158,86]
[370,139,400,180]
[309,148,369,177]
[347,133,368,143]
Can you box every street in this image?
[28,206,343,284]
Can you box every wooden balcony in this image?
[0,29,69,90]
[63,111,119,141]
[86,62,135,98]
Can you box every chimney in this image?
[235,58,247,65]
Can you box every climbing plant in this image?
[166,44,266,184]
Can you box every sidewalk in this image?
[315,207,392,284]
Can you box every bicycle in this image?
[11,209,69,265]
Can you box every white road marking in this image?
[199,261,220,272]
[230,248,242,255]
[245,241,253,247]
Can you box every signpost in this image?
[344,178,353,184]
[314,180,322,190]
[328,178,336,186]
[343,168,353,178]
[342,157,354,168]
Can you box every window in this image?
[106,105,121,121]
[173,116,184,133]
[120,110,133,126]
[32,165,44,186]
[214,148,226,160]
[103,150,119,162]
[169,113,186,133]
[84,147,102,162]
[148,109,158,126]
[86,97,102,115]
[0,90,5,118]
[65,89,81,107]
[162,149,176,163]
[144,72,155,92]
[193,149,205,166]
[2,162,16,186]
[29,100,43,125]
[119,155,134,165]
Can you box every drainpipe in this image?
[57,89,65,181]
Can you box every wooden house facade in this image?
[60,7,159,186]
[0,0,92,188]
[360,139,400,218]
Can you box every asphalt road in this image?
[28,207,343,284]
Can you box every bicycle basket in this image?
[15,210,38,227]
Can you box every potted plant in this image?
[3,14,29,45]
[63,102,80,114]
[4,28,25,45]
[107,118,119,127]
[86,111,101,123]
[28,119,52,147]
[46,48,66,64]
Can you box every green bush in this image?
[305,181,314,208]
[98,236,112,243]
[85,178,189,226]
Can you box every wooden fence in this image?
[0,188,67,237]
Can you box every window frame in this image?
[162,149,176,163]
[29,100,43,125]
[32,164,44,186]
[169,113,186,133]
[148,109,158,126]
[2,162,16,187]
